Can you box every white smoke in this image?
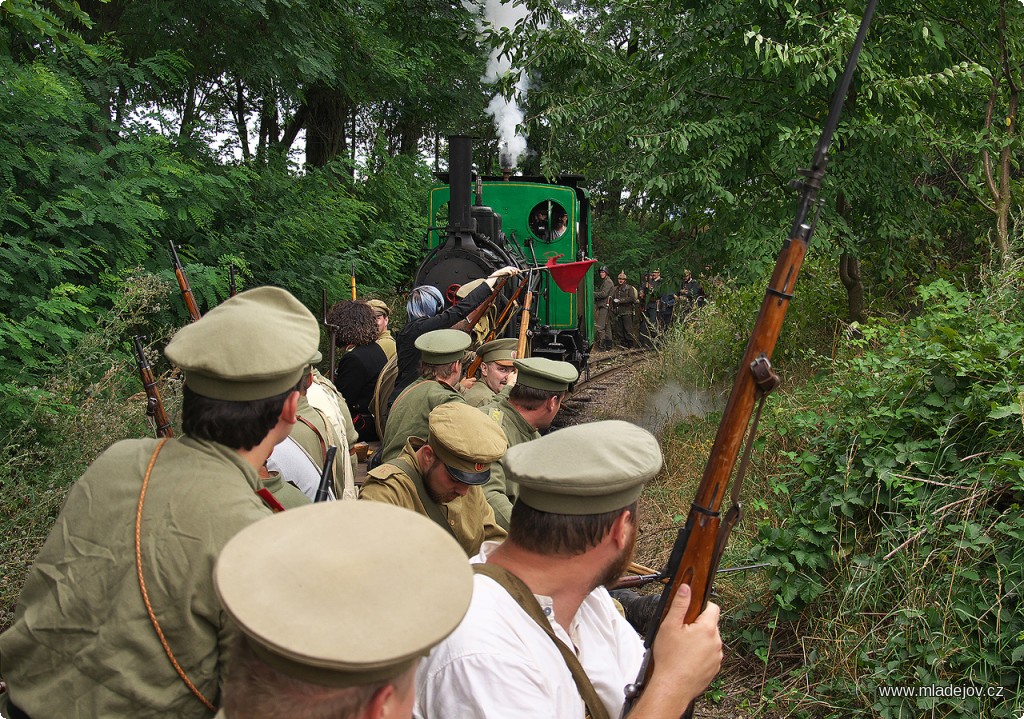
[479,0,532,168]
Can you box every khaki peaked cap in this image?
[165,286,319,401]
[477,338,518,367]
[513,357,579,392]
[366,299,389,317]
[214,502,472,687]
[415,329,471,364]
[428,402,508,485]
[503,420,662,515]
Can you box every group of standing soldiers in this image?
[594,266,706,350]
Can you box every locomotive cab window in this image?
[528,201,569,243]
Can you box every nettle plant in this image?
[752,279,1023,718]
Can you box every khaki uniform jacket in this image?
[611,283,638,315]
[0,437,271,718]
[379,379,463,463]
[479,397,541,530]
[376,330,397,361]
[261,471,311,509]
[360,439,507,556]
[462,379,512,408]
[306,369,358,493]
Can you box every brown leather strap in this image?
[135,438,217,712]
[473,564,610,719]
[297,415,328,464]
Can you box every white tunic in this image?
[415,542,644,719]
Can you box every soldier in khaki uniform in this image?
[462,337,517,408]
[366,298,396,361]
[377,329,470,464]
[0,287,320,719]
[213,501,472,719]
[308,364,360,489]
[480,357,578,530]
[594,265,614,350]
[361,403,508,556]
[611,271,639,348]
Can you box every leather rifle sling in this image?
[473,564,611,719]
[136,439,217,712]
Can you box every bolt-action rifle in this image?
[133,335,173,438]
[464,278,530,378]
[620,3,877,716]
[168,241,202,322]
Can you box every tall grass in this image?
[0,271,176,628]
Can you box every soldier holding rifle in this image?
[415,421,722,719]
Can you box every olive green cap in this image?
[513,357,579,392]
[415,329,472,365]
[366,299,389,317]
[477,338,518,367]
[165,286,318,401]
[214,502,472,687]
[427,402,508,485]
[455,278,487,299]
[504,420,662,515]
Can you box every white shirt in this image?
[415,542,644,719]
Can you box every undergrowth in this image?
[646,258,1024,717]
[0,271,177,628]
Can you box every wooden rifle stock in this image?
[621,3,877,716]
[516,288,533,359]
[133,335,173,438]
[314,446,339,503]
[463,274,512,333]
[168,241,202,322]
[465,279,529,377]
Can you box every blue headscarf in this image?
[406,285,445,320]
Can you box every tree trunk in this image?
[233,78,250,162]
[839,252,866,324]
[981,0,1017,261]
[305,84,348,167]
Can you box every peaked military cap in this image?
[214,502,472,687]
[165,286,318,401]
[415,329,472,365]
[503,420,662,515]
[427,402,508,485]
[365,299,389,317]
[477,338,518,367]
[513,357,579,392]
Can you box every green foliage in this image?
[750,273,1024,717]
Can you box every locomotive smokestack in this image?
[448,136,475,235]
[499,141,515,181]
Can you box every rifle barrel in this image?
[169,241,202,322]
[621,2,878,714]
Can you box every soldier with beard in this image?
[415,421,723,719]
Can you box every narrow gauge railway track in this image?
[553,348,651,428]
